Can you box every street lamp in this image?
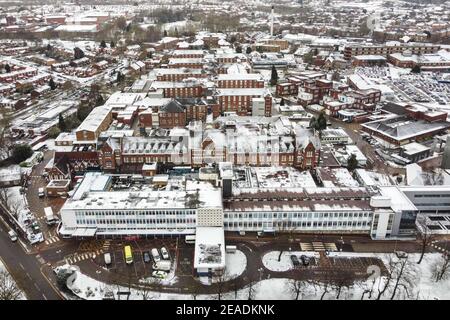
[258,267,263,281]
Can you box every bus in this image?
[124,245,133,264]
[185,235,195,244]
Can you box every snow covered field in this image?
[224,250,247,280]
[262,251,319,272]
[62,252,450,300]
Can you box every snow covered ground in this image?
[61,251,450,300]
[224,250,247,280]
[4,186,44,244]
[262,251,320,272]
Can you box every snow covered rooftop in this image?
[194,227,225,270]
[378,186,417,212]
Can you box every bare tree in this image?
[416,215,434,265]
[288,278,305,300]
[376,254,417,300]
[246,278,258,300]
[139,278,161,300]
[190,278,204,300]
[0,109,12,158]
[389,257,416,300]
[431,252,450,282]
[376,255,396,300]
[331,269,354,299]
[0,188,8,210]
[0,269,23,300]
[214,272,226,300]
[358,276,377,300]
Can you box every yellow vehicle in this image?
[124,245,133,264]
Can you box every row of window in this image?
[224,220,371,229]
[414,194,450,198]
[224,211,371,219]
[76,210,196,217]
[76,218,196,225]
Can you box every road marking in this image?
[42,293,48,300]
[19,263,25,270]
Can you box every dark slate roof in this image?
[161,100,184,113]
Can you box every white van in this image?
[44,207,57,225]
[104,253,112,265]
[8,230,18,242]
[151,248,161,262]
[38,187,45,198]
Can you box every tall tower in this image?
[270,5,274,36]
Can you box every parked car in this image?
[104,253,112,265]
[151,248,161,262]
[300,255,310,266]
[8,230,18,242]
[290,255,300,266]
[38,188,45,198]
[143,251,151,263]
[160,247,169,260]
[152,270,167,279]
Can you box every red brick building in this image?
[217,88,271,115]
[158,100,187,128]
[216,73,264,88]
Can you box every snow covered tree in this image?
[246,46,252,54]
[47,126,61,139]
[100,40,107,48]
[432,252,450,282]
[376,254,417,300]
[110,40,115,48]
[0,270,23,300]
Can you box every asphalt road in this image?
[0,213,63,300]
